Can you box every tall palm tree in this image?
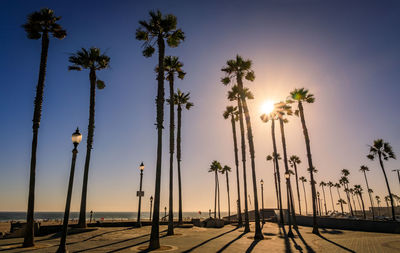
[367,139,396,221]
[22,8,66,247]
[360,165,375,220]
[209,161,222,219]
[163,56,185,235]
[288,88,319,234]
[223,106,242,227]
[261,112,284,225]
[340,169,354,216]
[173,89,193,224]
[289,155,302,215]
[354,185,366,219]
[227,85,253,232]
[319,181,328,215]
[222,55,263,239]
[327,182,335,213]
[68,47,109,228]
[334,183,344,214]
[299,176,308,215]
[348,188,358,213]
[385,196,390,209]
[136,10,184,249]
[266,153,282,215]
[375,195,381,216]
[221,165,232,223]
[337,199,347,214]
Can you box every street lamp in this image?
[137,162,144,227]
[392,169,400,186]
[284,171,294,238]
[260,179,265,225]
[57,128,82,253]
[150,196,153,222]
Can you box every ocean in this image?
[0,211,229,222]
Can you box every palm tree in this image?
[319,181,328,215]
[299,176,308,215]
[226,84,254,233]
[340,169,354,216]
[209,161,222,219]
[68,47,110,228]
[136,10,184,249]
[334,183,344,214]
[173,89,193,224]
[337,199,347,214]
[163,56,185,235]
[261,112,284,225]
[221,165,232,223]
[360,165,375,220]
[266,153,282,216]
[22,8,66,247]
[375,196,381,216]
[367,139,396,221]
[327,182,335,213]
[348,188,358,213]
[385,196,390,209]
[288,88,319,234]
[354,185,366,219]
[223,106,242,226]
[222,55,263,239]
[289,155,302,215]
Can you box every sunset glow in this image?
[261,100,275,115]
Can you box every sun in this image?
[261,100,275,115]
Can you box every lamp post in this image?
[137,162,144,227]
[285,171,294,238]
[149,196,153,222]
[57,128,82,253]
[392,169,400,186]
[261,179,265,225]
[165,206,167,219]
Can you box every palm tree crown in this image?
[367,139,396,161]
[221,55,255,85]
[173,89,194,109]
[69,47,110,74]
[164,56,186,80]
[223,106,238,120]
[289,155,301,167]
[288,88,315,106]
[23,8,66,40]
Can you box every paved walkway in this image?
[0,222,399,252]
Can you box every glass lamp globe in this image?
[139,162,145,171]
[71,128,82,144]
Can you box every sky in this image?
[0,0,400,214]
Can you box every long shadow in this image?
[289,237,303,252]
[67,227,133,245]
[107,234,169,253]
[317,234,355,253]
[320,228,343,235]
[215,232,247,253]
[181,227,238,253]
[295,229,315,253]
[281,226,292,253]
[245,239,262,253]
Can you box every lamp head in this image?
[139,162,144,171]
[71,128,82,145]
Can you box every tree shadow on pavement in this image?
[317,234,355,253]
[295,229,315,253]
[181,227,238,253]
[215,231,247,252]
[245,239,261,253]
[281,226,292,253]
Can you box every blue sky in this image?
[0,0,400,213]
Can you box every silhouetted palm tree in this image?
[367,139,396,221]
[334,183,344,214]
[340,169,354,216]
[223,106,242,227]
[136,10,184,249]
[173,89,193,224]
[267,153,282,215]
[209,161,222,219]
[327,182,335,213]
[289,155,302,215]
[22,8,66,247]
[337,199,347,214]
[163,56,185,234]
[68,47,110,228]
[375,195,381,216]
[360,165,375,219]
[348,188,358,213]
[299,176,308,215]
[221,165,232,223]
[385,196,390,209]
[319,181,328,215]
[227,84,254,233]
[288,88,319,234]
[354,185,366,219]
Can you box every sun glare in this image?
[261,100,275,115]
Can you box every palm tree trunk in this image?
[177,106,183,224]
[321,186,327,215]
[302,181,308,215]
[345,185,354,215]
[293,164,301,215]
[149,36,165,250]
[78,68,96,228]
[237,97,250,232]
[230,115,242,226]
[167,77,174,235]
[271,119,284,224]
[23,32,49,248]
[297,101,319,234]
[363,171,375,219]
[226,172,231,223]
[329,186,335,213]
[273,165,280,213]
[279,118,297,227]
[336,187,344,214]
[237,79,263,240]
[359,194,366,219]
[378,153,396,221]
[217,173,221,219]
[214,170,217,218]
